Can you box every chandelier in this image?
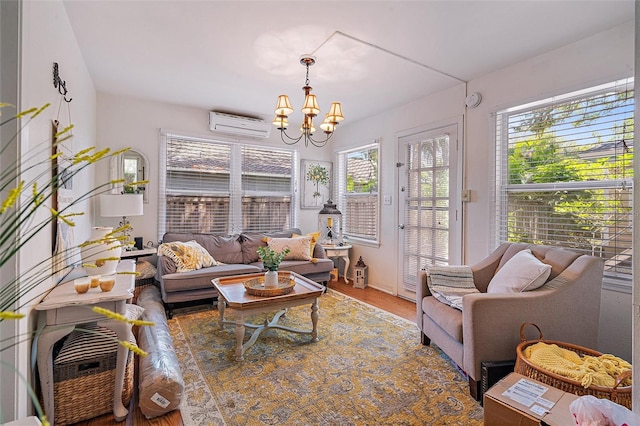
[272,55,344,148]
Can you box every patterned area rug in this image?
[168,290,483,425]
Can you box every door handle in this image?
[398,224,405,229]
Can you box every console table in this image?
[321,244,352,284]
[35,260,135,424]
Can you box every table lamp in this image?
[100,193,143,250]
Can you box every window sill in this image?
[602,276,632,294]
[344,237,380,249]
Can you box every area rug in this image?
[168,290,483,425]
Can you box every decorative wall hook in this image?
[52,62,72,103]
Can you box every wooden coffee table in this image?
[212,271,324,361]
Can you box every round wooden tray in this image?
[244,275,295,297]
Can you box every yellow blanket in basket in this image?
[524,342,632,388]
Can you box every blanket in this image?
[426,265,479,311]
[157,240,219,273]
[525,342,632,388]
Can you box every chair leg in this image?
[165,303,174,319]
[469,377,481,401]
[420,332,431,345]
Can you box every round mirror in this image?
[110,149,149,202]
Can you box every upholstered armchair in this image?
[416,242,604,400]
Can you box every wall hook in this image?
[53,62,72,103]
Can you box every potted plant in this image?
[257,246,290,287]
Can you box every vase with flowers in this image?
[257,246,290,288]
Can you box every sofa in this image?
[156,228,334,317]
[416,242,604,400]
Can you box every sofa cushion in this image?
[163,233,243,264]
[531,246,581,281]
[266,237,312,261]
[239,228,302,264]
[157,240,218,272]
[292,231,321,258]
[487,249,552,293]
[422,296,463,343]
[161,264,262,293]
[271,257,334,276]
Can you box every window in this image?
[159,132,296,238]
[336,142,380,243]
[492,78,634,282]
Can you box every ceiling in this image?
[63,1,635,127]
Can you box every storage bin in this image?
[52,323,134,425]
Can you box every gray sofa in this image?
[156,228,333,317]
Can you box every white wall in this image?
[4,0,97,421]
[94,94,332,243]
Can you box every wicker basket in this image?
[515,323,632,409]
[52,328,135,425]
[243,274,295,297]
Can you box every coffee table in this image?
[212,271,324,361]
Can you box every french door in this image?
[397,123,462,300]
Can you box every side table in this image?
[120,247,157,261]
[35,260,135,424]
[321,244,352,284]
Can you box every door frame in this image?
[395,117,464,300]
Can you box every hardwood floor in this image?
[71,279,416,425]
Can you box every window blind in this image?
[492,78,634,279]
[241,146,293,232]
[160,132,295,238]
[336,142,379,243]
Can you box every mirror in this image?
[110,149,149,203]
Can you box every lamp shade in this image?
[100,194,143,217]
[301,94,320,116]
[274,95,293,116]
[327,102,344,122]
[272,115,289,130]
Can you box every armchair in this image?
[416,242,604,400]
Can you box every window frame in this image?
[491,78,634,292]
[335,141,380,246]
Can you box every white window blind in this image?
[336,142,379,243]
[159,132,295,238]
[492,78,634,280]
[241,146,293,232]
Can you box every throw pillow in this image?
[292,231,321,258]
[157,240,218,273]
[136,260,157,280]
[426,265,479,311]
[266,236,312,261]
[487,249,552,293]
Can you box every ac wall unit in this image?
[209,112,271,138]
